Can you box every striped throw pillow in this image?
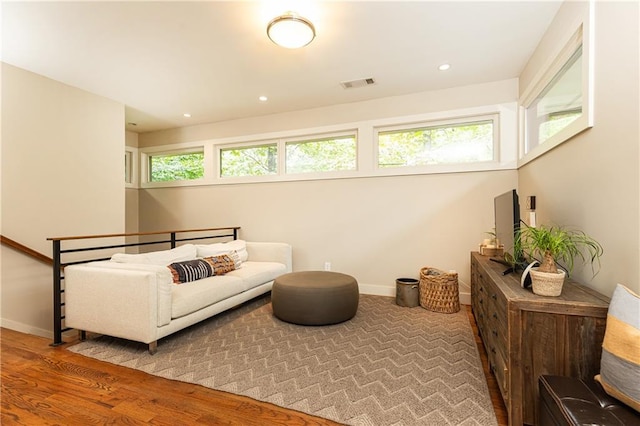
[167,254,236,284]
[595,284,640,412]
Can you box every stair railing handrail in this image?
[0,234,53,265]
[46,226,240,242]
[48,226,241,346]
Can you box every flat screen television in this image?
[493,189,522,269]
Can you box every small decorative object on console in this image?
[480,229,504,257]
[480,244,504,257]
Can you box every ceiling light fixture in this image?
[438,63,451,71]
[259,95,268,102]
[183,113,191,118]
[267,12,316,49]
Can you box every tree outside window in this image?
[378,120,494,168]
[220,144,278,178]
[286,136,356,174]
[149,151,204,182]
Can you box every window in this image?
[519,21,593,165]
[149,150,204,182]
[525,46,583,153]
[377,119,495,168]
[137,103,514,189]
[125,151,133,183]
[285,134,357,174]
[220,143,277,178]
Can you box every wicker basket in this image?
[419,267,460,313]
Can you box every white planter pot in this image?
[530,268,566,297]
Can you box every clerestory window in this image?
[376,118,496,169]
[149,150,204,182]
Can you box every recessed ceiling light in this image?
[438,63,451,71]
[183,113,191,118]
[259,96,268,102]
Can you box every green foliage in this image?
[286,137,356,174]
[151,122,493,181]
[378,120,493,168]
[220,137,357,178]
[150,152,204,182]
[517,224,603,275]
[220,144,278,177]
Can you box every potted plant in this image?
[517,224,603,296]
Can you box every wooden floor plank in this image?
[1,308,508,425]
[466,305,509,426]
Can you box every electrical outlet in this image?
[324,262,331,271]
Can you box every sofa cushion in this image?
[167,254,236,284]
[226,261,287,291]
[196,239,248,263]
[111,244,197,266]
[171,275,244,319]
[595,284,640,413]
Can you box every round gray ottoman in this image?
[272,271,359,325]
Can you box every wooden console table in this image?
[470,252,609,425]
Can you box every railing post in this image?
[51,239,63,346]
[233,228,238,240]
[170,232,176,248]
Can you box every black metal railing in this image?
[47,226,240,346]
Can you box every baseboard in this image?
[358,282,471,305]
[1,318,52,340]
[358,283,396,297]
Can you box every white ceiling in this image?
[2,1,562,133]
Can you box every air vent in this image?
[340,77,376,89]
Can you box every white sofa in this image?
[65,240,291,354]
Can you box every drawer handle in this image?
[493,313,498,319]
[479,287,484,292]
[491,347,496,354]
[492,294,497,300]
[492,330,498,337]
[479,299,483,305]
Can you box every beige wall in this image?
[125,130,139,249]
[1,63,126,337]
[518,1,640,296]
[140,171,517,296]
[138,80,520,297]
[139,79,517,147]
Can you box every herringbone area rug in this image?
[68,294,497,426]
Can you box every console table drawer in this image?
[490,349,509,403]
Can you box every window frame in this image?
[137,102,516,189]
[518,20,594,166]
[142,146,207,187]
[125,147,139,188]
[283,130,359,177]
[217,140,280,181]
[373,114,499,173]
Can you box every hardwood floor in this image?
[466,305,509,426]
[1,306,507,425]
